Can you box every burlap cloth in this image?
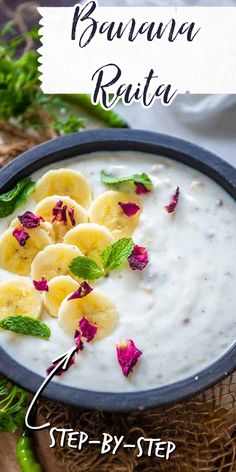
[0,3,236,469]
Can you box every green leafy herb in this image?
[0,177,36,218]
[69,257,104,280]
[0,375,27,433]
[52,115,85,134]
[70,238,135,279]
[0,23,127,133]
[0,315,51,340]
[101,238,135,271]
[101,171,153,190]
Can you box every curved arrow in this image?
[25,345,78,431]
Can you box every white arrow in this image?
[25,345,78,431]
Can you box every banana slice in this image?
[31,243,82,282]
[10,218,55,242]
[0,277,42,321]
[0,227,53,276]
[34,195,88,242]
[34,169,92,208]
[43,275,78,318]
[58,289,117,340]
[88,191,141,239]
[63,223,115,265]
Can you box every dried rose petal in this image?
[79,316,97,342]
[52,200,67,224]
[18,211,44,229]
[118,201,140,217]
[164,187,180,213]
[12,226,30,247]
[128,245,149,271]
[216,198,223,207]
[74,330,84,350]
[68,207,76,226]
[33,277,49,292]
[46,355,76,377]
[134,182,150,195]
[68,282,93,300]
[116,339,142,377]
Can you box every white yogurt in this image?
[0,151,236,392]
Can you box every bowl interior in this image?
[0,129,235,411]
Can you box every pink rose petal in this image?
[116,339,142,377]
[68,207,76,226]
[68,282,93,300]
[12,226,30,247]
[164,187,180,213]
[18,211,44,229]
[134,182,150,195]
[128,244,149,271]
[46,355,76,376]
[52,200,67,224]
[118,201,140,217]
[79,316,97,342]
[33,277,49,292]
[74,331,84,351]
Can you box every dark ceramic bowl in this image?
[0,129,235,411]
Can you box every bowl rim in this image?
[0,128,235,411]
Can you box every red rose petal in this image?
[116,339,142,377]
[134,182,150,195]
[128,244,149,271]
[33,277,49,292]
[68,208,76,226]
[52,200,68,224]
[164,187,180,213]
[18,211,44,229]
[12,226,30,247]
[118,201,140,217]
[68,282,93,300]
[46,355,76,376]
[79,316,97,342]
[74,330,84,350]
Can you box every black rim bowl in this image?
[0,129,235,411]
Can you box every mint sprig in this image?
[101,237,134,272]
[0,177,36,218]
[69,237,134,280]
[69,256,105,280]
[0,315,50,340]
[101,171,153,190]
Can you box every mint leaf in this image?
[16,180,36,208]
[0,178,36,218]
[101,171,153,190]
[101,238,134,272]
[0,315,50,339]
[69,256,104,280]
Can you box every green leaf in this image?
[0,378,27,433]
[0,177,36,218]
[52,114,85,134]
[0,411,17,432]
[101,238,134,272]
[69,257,104,280]
[101,171,153,190]
[0,315,51,340]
